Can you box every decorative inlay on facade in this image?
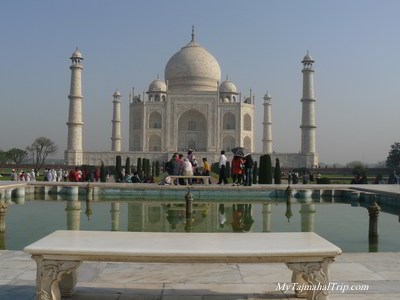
[176,104,208,117]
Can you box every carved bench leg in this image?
[33,255,82,300]
[286,258,334,300]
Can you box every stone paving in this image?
[1,250,399,299]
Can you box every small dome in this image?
[219,80,238,93]
[302,52,314,63]
[165,38,221,92]
[113,90,121,97]
[71,48,83,59]
[148,79,167,92]
[263,91,271,101]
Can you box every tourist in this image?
[217,150,228,184]
[231,156,244,186]
[373,174,384,184]
[24,171,31,182]
[350,175,363,184]
[10,169,17,181]
[57,169,63,182]
[182,158,193,185]
[201,157,212,184]
[63,170,69,181]
[243,154,254,186]
[131,172,141,183]
[388,170,399,184]
[46,170,53,182]
[19,171,25,181]
[31,169,36,181]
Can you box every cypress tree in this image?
[100,162,107,182]
[274,158,282,184]
[137,157,142,173]
[145,159,151,177]
[151,161,155,176]
[259,154,273,184]
[125,157,131,175]
[155,161,160,177]
[115,155,123,182]
[226,161,231,180]
[252,161,258,185]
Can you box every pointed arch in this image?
[223,112,236,130]
[244,114,251,131]
[149,111,162,129]
[243,136,251,150]
[178,109,207,151]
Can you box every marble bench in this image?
[169,175,211,184]
[24,230,342,300]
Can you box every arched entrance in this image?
[178,110,207,151]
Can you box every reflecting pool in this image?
[2,196,400,252]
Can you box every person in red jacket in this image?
[231,156,244,186]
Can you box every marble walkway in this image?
[0,251,399,299]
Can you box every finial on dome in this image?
[226,74,228,81]
[157,73,159,79]
[191,25,195,42]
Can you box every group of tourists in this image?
[217,150,254,186]
[165,150,211,185]
[10,169,36,181]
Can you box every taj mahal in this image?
[65,28,318,168]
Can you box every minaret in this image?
[111,90,122,152]
[262,92,272,153]
[66,48,84,165]
[300,52,316,154]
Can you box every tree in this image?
[0,149,9,164]
[252,161,258,184]
[386,142,400,169]
[100,162,107,182]
[155,161,160,177]
[115,155,123,182]
[137,157,142,173]
[26,137,58,171]
[125,157,131,175]
[274,158,282,184]
[259,154,273,184]
[7,148,28,166]
[352,163,367,178]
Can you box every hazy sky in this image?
[1,0,399,164]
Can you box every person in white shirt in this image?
[182,158,193,185]
[217,150,228,184]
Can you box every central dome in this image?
[165,36,221,92]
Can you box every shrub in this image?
[115,155,123,182]
[259,154,272,184]
[100,162,107,182]
[274,158,282,184]
[125,157,131,175]
[252,161,258,184]
[316,177,331,184]
[155,161,160,177]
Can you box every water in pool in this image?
[2,196,400,252]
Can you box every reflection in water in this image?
[46,196,400,252]
[218,204,226,228]
[110,202,120,231]
[85,198,93,220]
[65,198,81,230]
[262,203,271,232]
[285,200,293,222]
[300,203,315,232]
[231,204,254,232]
[368,200,381,252]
